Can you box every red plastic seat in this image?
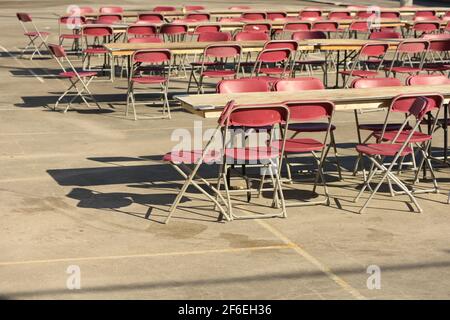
[374,130,432,143]
[253,48,293,77]
[48,44,101,112]
[59,71,98,78]
[25,31,50,37]
[356,144,413,157]
[137,13,164,23]
[328,11,352,20]
[234,31,270,41]
[406,74,450,86]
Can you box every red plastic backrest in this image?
[292,30,326,40]
[234,31,269,41]
[185,6,205,11]
[226,104,289,127]
[186,13,210,21]
[369,31,401,39]
[217,79,270,93]
[267,12,287,20]
[275,77,325,91]
[242,23,271,33]
[96,14,122,23]
[205,44,241,58]
[241,12,267,20]
[284,22,312,31]
[427,38,450,52]
[264,40,298,51]
[128,24,157,36]
[283,100,334,122]
[413,21,440,32]
[312,21,339,31]
[83,25,113,37]
[48,44,67,58]
[357,11,376,19]
[219,17,243,23]
[138,13,164,22]
[351,77,402,88]
[17,13,32,22]
[99,7,123,13]
[134,49,171,63]
[414,11,436,18]
[60,16,86,25]
[397,40,429,53]
[391,94,443,119]
[153,6,176,12]
[197,32,231,42]
[194,25,221,33]
[350,21,369,31]
[128,37,162,43]
[257,48,291,63]
[360,43,389,58]
[299,10,322,18]
[160,24,188,34]
[328,11,351,20]
[380,11,400,19]
[406,75,450,86]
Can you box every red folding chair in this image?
[58,15,86,52]
[218,101,290,220]
[272,100,335,206]
[354,93,443,213]
[241,12,267,21]
[312,21,340,38]
[421,37,450,74]
[81,25,114,80]
[340,43,390,88]
[163,100,290,223]
[299,10,322,21]
[216,78,270,93]
[410,21,441,38]
[413,11,437,20]
[99,6,124,14]
[160,24,188,42]
[126,24,158,40]
[194,44,242,93]
[350,77,404,174]
[137,13,164,23]
[252,48,293,80]
[384,40,430,78]
[347,21,370,39]
[380,11,401,19]
[16,13,50,60]
[47,44,101,112]
[126,49,172,120]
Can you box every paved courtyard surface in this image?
[0,0,449,300]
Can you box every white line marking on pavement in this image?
[255,219,367,300]
[0,45,45,83]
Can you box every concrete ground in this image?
[0,0,449,300]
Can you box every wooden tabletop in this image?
[175,84,450,118]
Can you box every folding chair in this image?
[241,12,267,21]
[350,77,404,175]
[421,37,450,74]
[81,25,114,80]
[194,44,242,94]
[299,9,323,21]
[410,21,441,38]
[251,48,293,80]
[185,13,211,22]
[58,15,86,52]
[217,101,290,220]
[328,11,352,20]
[267,12,288,21]
[16,13,50,60]
[384,40,430,78]
[275,78,342,181]
[340,43,390,88]
[354,93,443,213]
[272,100,335,207]
[126,49,172,120]
[47,44,101,112]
